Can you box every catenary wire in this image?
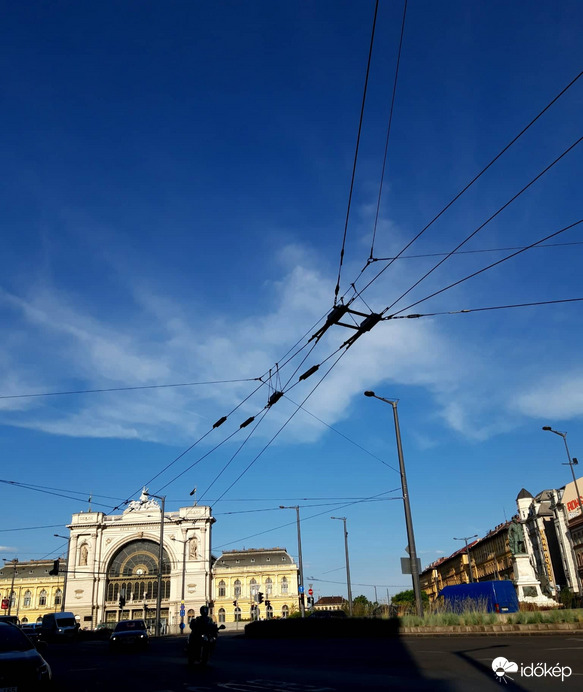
[212,349,350,503]
[383,138,583,313]
[283,394,398,473]
[369,0,408,259]
[388,219,583,316]
[333,0,380,306]
[213,489,397,550]
[350,70,583,300]
[394,297,583,319]
[372,239,583,261]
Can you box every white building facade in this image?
[65,491,214,631]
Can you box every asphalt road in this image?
[43,632,583,691]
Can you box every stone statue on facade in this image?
[126,487,160,512]
[79,544,88,566]
[508,519,527,555]
[189,536,198,559]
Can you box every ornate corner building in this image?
[0,560,65,623]
[65,491,214,630]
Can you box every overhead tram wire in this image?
[348,70,583,302]
[110,378,268,511]
[369,0,408,260]
[387,218,583,317]
[373,239,583,261]
[0,478,111,508]
[382,138,583,314]
[282,394,399,473]
[212,348,351,503]
[212,489,399,550]
[396,297,583,319]
[0,377,262,401]
[333,0,380,306]
[0,524,71,533]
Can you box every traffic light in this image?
[233,600,238,607]
[258,592,264,604]
[49,559,59,576]
[265,600,271,608]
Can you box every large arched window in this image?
[234,580,241,598]
[265,577,273,595]
[218,580,226,597]
[249,579,258,598]
[54,589,62,606]
[105,539,171,604]
[234,606,241,622]
[23,591,32,607]
[266,604,273,619]
[281,577,288,594]
[218,608,226,623]
[281,605,289,618]
[39,590,47,606]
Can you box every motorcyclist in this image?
[188,605,218,663]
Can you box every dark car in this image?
[0,621,52,690]
[308,609,348,618]
[109,619,148,651]
[19,622,43,644]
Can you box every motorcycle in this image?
[187,624,225,666]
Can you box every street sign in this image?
[1,598,9,610]
[400,557,422,575]
[308,588,313,595]
[179,606,185,617]
[298,585,304,594]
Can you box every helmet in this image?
[200,605,209,616]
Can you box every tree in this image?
[392,589,429,614]
[351,594,372,617]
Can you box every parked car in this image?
[93,622,114,640]
[0,615,20,626]
[109,619,149,651]
[19,622,43,644]
[0,620,52,689]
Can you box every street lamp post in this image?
[2,559,18,616]
[171,535,188,634]
[54,534,71,611]
[331,516,353,616]
[542,427,583,516]
[453,535,478,583]
[142,491,166,637]
[280,505,305,617]
[364,391,424,617]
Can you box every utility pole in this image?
[280,505,305,617]
[331,516,353,616]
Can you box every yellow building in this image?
[421,522,514,602]
[0,559,66,624]
[212,547,299,622]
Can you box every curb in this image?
[401,623,583,636]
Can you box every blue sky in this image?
[1,0,582,603]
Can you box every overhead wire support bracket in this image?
[340,312,384,349]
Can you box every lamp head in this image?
[364,391,375,397]
[542,426,552,431]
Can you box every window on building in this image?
[23,590,32,607]
[9,592,16,607]
[250,579,258,598]
[234,606,241,622]
[39,590,47,606]
[281,605,289,619]
[250,558,255,563]
[21,617,28,623]
[218,580,226,597]
[265,577,272,595]
[266,604,273,620]
[281,577,288,594]
[234,580,241,598]
[54,589,62,606]
[218,608,226,623]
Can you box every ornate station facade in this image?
[66,490,213,631]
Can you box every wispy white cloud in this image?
[0,240,579,447]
